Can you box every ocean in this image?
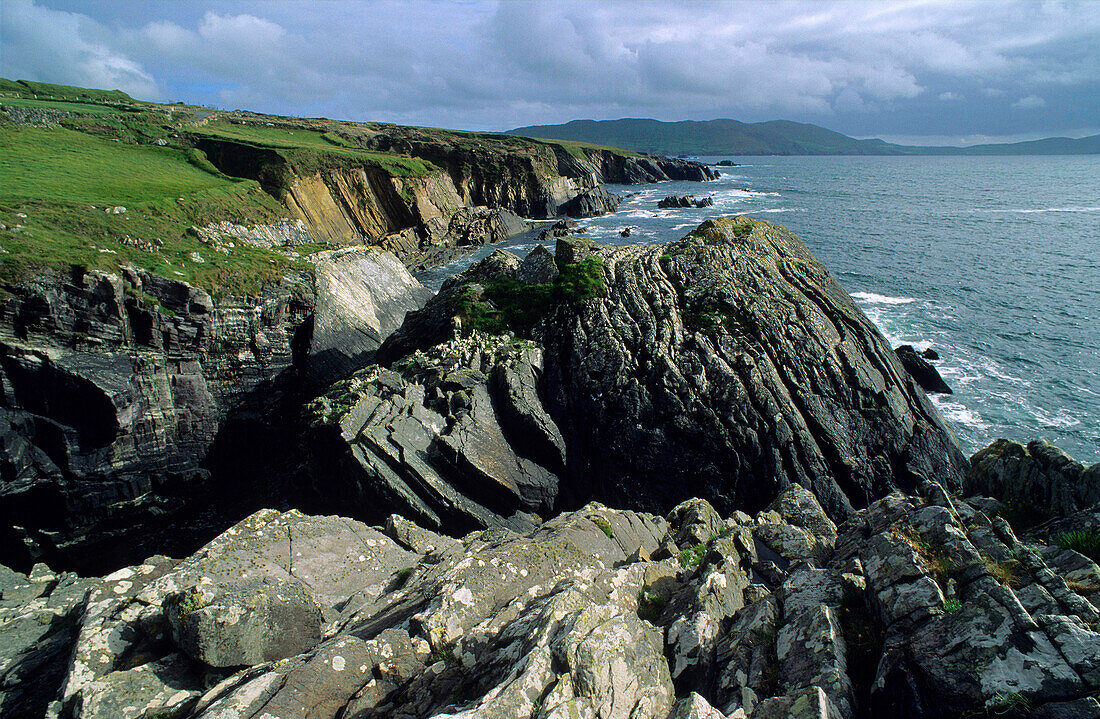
[417,155,1100,464]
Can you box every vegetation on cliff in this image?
[1,79,703,296]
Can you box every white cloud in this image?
[0,0,158,99]
[1012,94,1047,109]
[2,0,1098,134]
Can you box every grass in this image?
[591,516,615,539]
[192,121,439,178]
[677,543,707,568]
[454,257,606,337]
[1053,530,1100,563]
[0,96,119,115]
[637,590,668,623]
[943,597,962,613]
[982,555,1021,588]
[0,127,233,204]
[540,138,641,161]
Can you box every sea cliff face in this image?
[193,127,714,271]
[0,244,431,573]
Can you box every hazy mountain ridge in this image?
[506,117,1100,156]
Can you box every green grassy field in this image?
[192,121,439,177]
[0,127,235,203]
[0,96,119,115]
[0,123,307,295]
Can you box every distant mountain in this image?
[505,118,1100,156]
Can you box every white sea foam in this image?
[979,206,1100,214]
[851,292,917,305]
[930,395,990,431]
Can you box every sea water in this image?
[417,155,1100,464]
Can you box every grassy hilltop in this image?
[0,79,636,296]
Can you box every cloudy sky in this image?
[2,0,1098,144]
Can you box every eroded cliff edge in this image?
[307,217,968,535]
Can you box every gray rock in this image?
[310,246,433,382]
[516,244,559,285]
[894,344,952,394]
[164,577,323,667]
[967,438,1100,517]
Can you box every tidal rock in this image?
[658,195,714,209]
[967,438,1100,517]
[561,186,620,217]
[164,577,324,667]
[894,344,952,394]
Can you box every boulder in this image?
[967,438,1100,517]
[894,344,952,394]
[309,247,433,383]
[516,244,559,285]
[165,577,323,667]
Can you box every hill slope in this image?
[507,117,1100,156]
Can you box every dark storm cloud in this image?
[2,0,1098,141]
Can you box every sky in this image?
[2,0,1098,145]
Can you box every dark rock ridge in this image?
[10,455,1100,719]
[312,217,967,536]
[658,195,715,209]
[967,438,1100,518]
[894,344,952,394]
[0,245,432,573]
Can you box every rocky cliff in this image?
[0,243,432,574]
[8,451,1100,719]
[309,217,967,538]
[193,123,714,271]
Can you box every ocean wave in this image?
[756,207,803,213]
[851,291,917,305]
[929,395,990,431]
[973,206,1100,214]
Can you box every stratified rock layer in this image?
[539,218,969,520]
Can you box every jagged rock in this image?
[164,577,324,667]
[516,244,559,285]
[667,498,725,548]
[310,246,433,382]
[384,514,459,555]
[967,438,1100,517]
[894,344,952,394]
[536,219,968,522]
[658,195,714,209]
[16,450,1100,719]
[561,186,620,217]
[668,692,727,719]
[305,333,560,533]
[0,564,90,719]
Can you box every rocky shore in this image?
[4,440,1099,719]
[3,214,1099,719]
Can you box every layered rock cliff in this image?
[0,244,432,573]
[192,124,714,271]
[311,217,967,537]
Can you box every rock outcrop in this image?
[13,458,1100,719]
[658,195,715,209]
[0,246,431,572]
[894,344,952,394]
[968,438,1100,517]
[302,217,968,540]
